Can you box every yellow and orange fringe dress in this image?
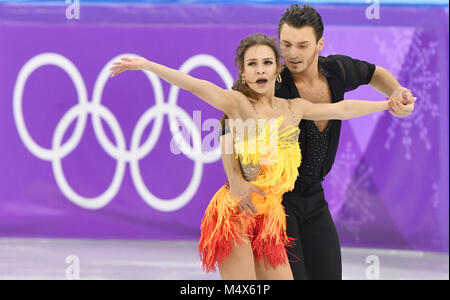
[199,116,302,272]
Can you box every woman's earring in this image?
[242,77,246,85]
[277,74,282,83]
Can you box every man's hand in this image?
[228,179,265,218]
[389,87,417,118]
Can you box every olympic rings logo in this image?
[13,52,234,212]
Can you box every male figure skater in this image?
[219,4,415,280]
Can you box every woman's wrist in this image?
[228,173,246,186]
[142,60,154,72]
[385,98,393,111]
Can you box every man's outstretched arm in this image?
[369,66,416,118]
[334,55,415,118]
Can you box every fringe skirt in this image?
[198,181,296,273]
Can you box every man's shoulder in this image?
[320,54,377,92]
[320,54,375,70]
[320,54,354,62]
[318,55,350,79]
[319,54,354,68]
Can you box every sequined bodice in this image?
[232,100,299,182]
[237,127,300,181]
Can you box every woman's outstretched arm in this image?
[294,97,413,121]
[109,57,241,116]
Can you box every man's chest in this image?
[295,80,333,132]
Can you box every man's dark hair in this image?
[278,4,324,43]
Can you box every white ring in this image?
[13,53,89,161]
[167,54,233,163]
[52,103,127,210]
[130,103,203,212]
[13,52,233,211]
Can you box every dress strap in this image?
[287,100,296,120]
[250,101,260,119]
[250,101,260,132]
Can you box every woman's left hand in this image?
[109,57,150,77]
[388,87,417,118]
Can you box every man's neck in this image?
[290,56,321,87]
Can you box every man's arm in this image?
[220,130,265,218]
[220,132,245,186]
[334,55,415,118]
[369,66,416,118]
[369,66,401,96]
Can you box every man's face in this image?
[279,24,324,74]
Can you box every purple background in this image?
[0,3,448,252]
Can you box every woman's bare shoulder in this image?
[223,90,252,119]
[289,98,313,109]
[274,97,303,103]
[284,98,307,120]
[225,90,248,102]
[275,97,304,109]
[288,97,305,104]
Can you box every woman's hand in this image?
[109,56,238,114]
[229,180,265,218]
[109,57,150,77]
[389,87,417,118]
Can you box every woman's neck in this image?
[256,83,277,108]
[257,94,275,109]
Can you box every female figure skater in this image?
[109,33,397,280]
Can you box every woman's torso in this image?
[229,97,301,182]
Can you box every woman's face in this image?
[242,44,279,95]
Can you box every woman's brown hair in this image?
[219,33,282,135]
